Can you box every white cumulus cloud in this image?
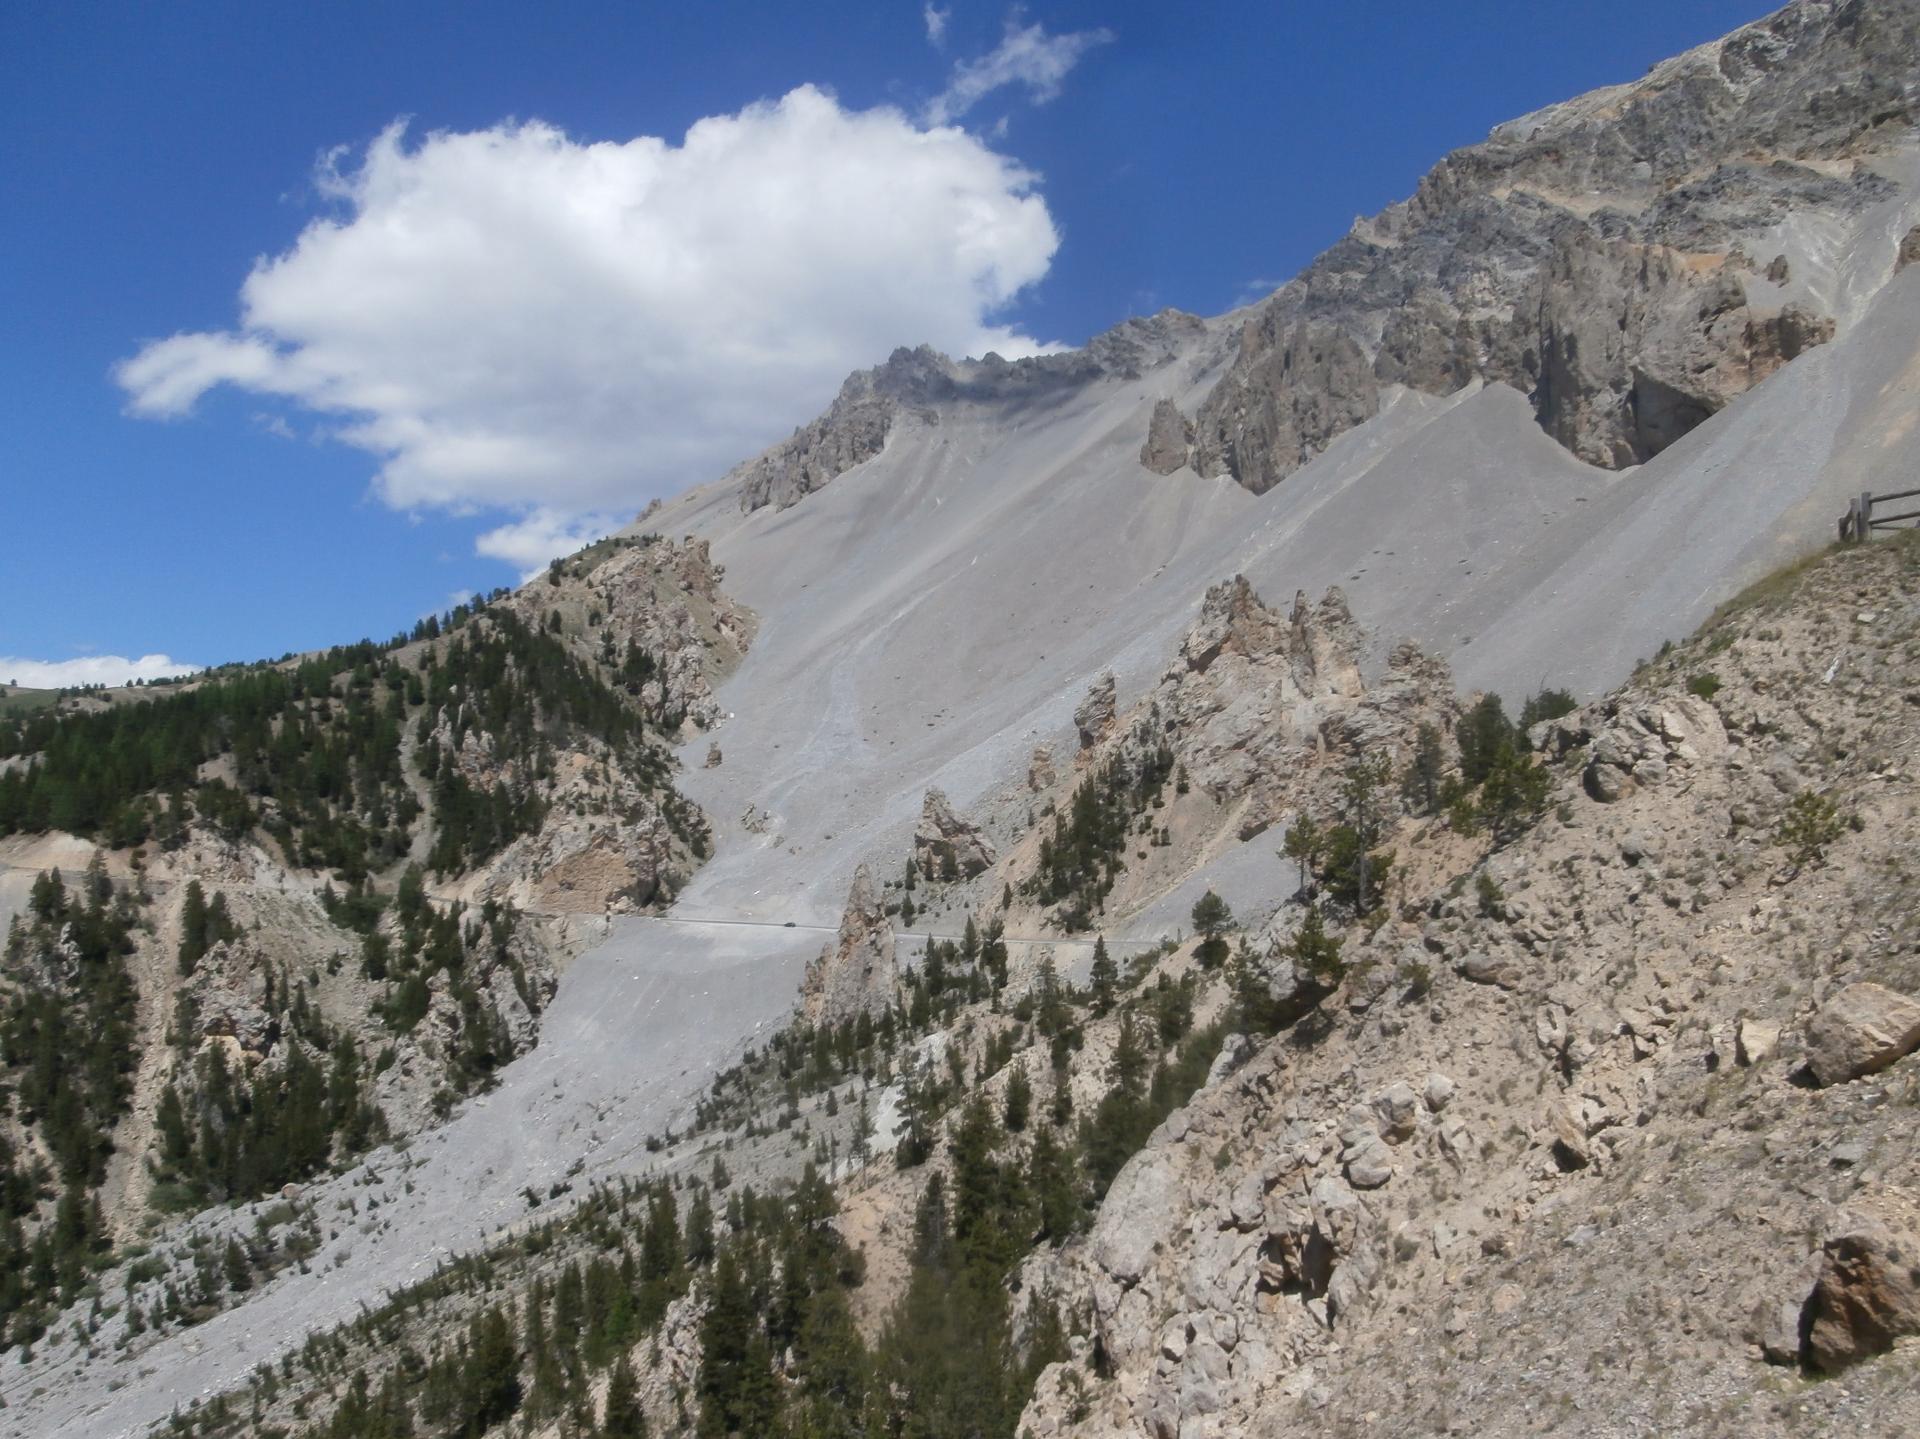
[1,655,201,689]
[925,17,1114,125]
[117,86,1062,563]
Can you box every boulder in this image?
[1345,1135,1394,1189]
[1898,224,1920,274]
[1092,1148,1187,1285]
[911,788,996,879]
[1803,1207,1920,1371]
[1803,982,1920,1086]
[1371,1082,1420,1144]
[1459,950,1524,990]
[1736,1016,1781,1067]
[1548,1099,1590,1169]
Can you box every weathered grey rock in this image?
[1075,674,1118,751]
[1192,319,1378,494]
[1804,982,1920,1086]
[1027,744,1056,792]
[1736,1016,1781,1067]
[911,788,996,879]
[1092,1148,1187,1285]
[798,866,902,1026]
[1548,1098,1591,1169]
[1803,1208,1920,1371]
[1423,1072,1456,1113]
[1372,1081,1420,1143]
[1183,0,1904,495]
[1459,950,1524,990]
[1898,224,1920,273]
[1346,1135,1394,1189]
[732,348,943,512]
[1139,398,1194,475]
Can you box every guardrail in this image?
[1841,488,1920,541]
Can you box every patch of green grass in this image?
[0,686,58,717]
[1702,541,1845,632]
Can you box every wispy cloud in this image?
[473,507,626,578]
[1,654,200,689]
[923,2,950,48]
[925,16,1114,126]
[1231,277,1284,309]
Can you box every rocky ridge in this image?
[1017,532,1920,1438]
[799,864,905,1026]
[718,1,1919,513]
[1185,0,1918,491]
[731,310,1208,512]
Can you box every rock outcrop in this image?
[1140,577,1449,844]
[507,532,753,730]
[799,866,903,1026]
[733,312,1207,512]
[911,788,995,880]
[1017,527,1920,1439]
[1074,674,1118,752]
[1803,981,1920,1086]
[1189,0,1912,493]
[1139,399,1194,475]
[1802,1206,1920,1371]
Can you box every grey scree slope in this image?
[12,104,1920,1439]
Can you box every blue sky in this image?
[0,0,1773,684]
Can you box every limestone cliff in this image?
[1193,0,1917,490]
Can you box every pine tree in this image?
[1280,814,1323,899]
[1003,1065,1032,1133]
[603,1354,647,1437]
[1087,935,1116,1015]
[1400,722,1446,815]
[178,879,208,976]
[1190,891,1233,968]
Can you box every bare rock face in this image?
[1898,224,1920,273]
[1192,320,1378,494]
[1582,695,1724,803]
[731,348,948,513]
[1803,1206,1920,1371]
[1803,981,1920,1086]
[799,866,902,1026]
[1123,576,1445,843]
[470,750,679,916]
[1027,744,1057,793]
[1075,674,1118,751]
[912,788,996,879]
[516,533,752,731]
[1187,0,1912,494]
[1139,398,1195,475]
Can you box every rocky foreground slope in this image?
[1018,533,1920,1438]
